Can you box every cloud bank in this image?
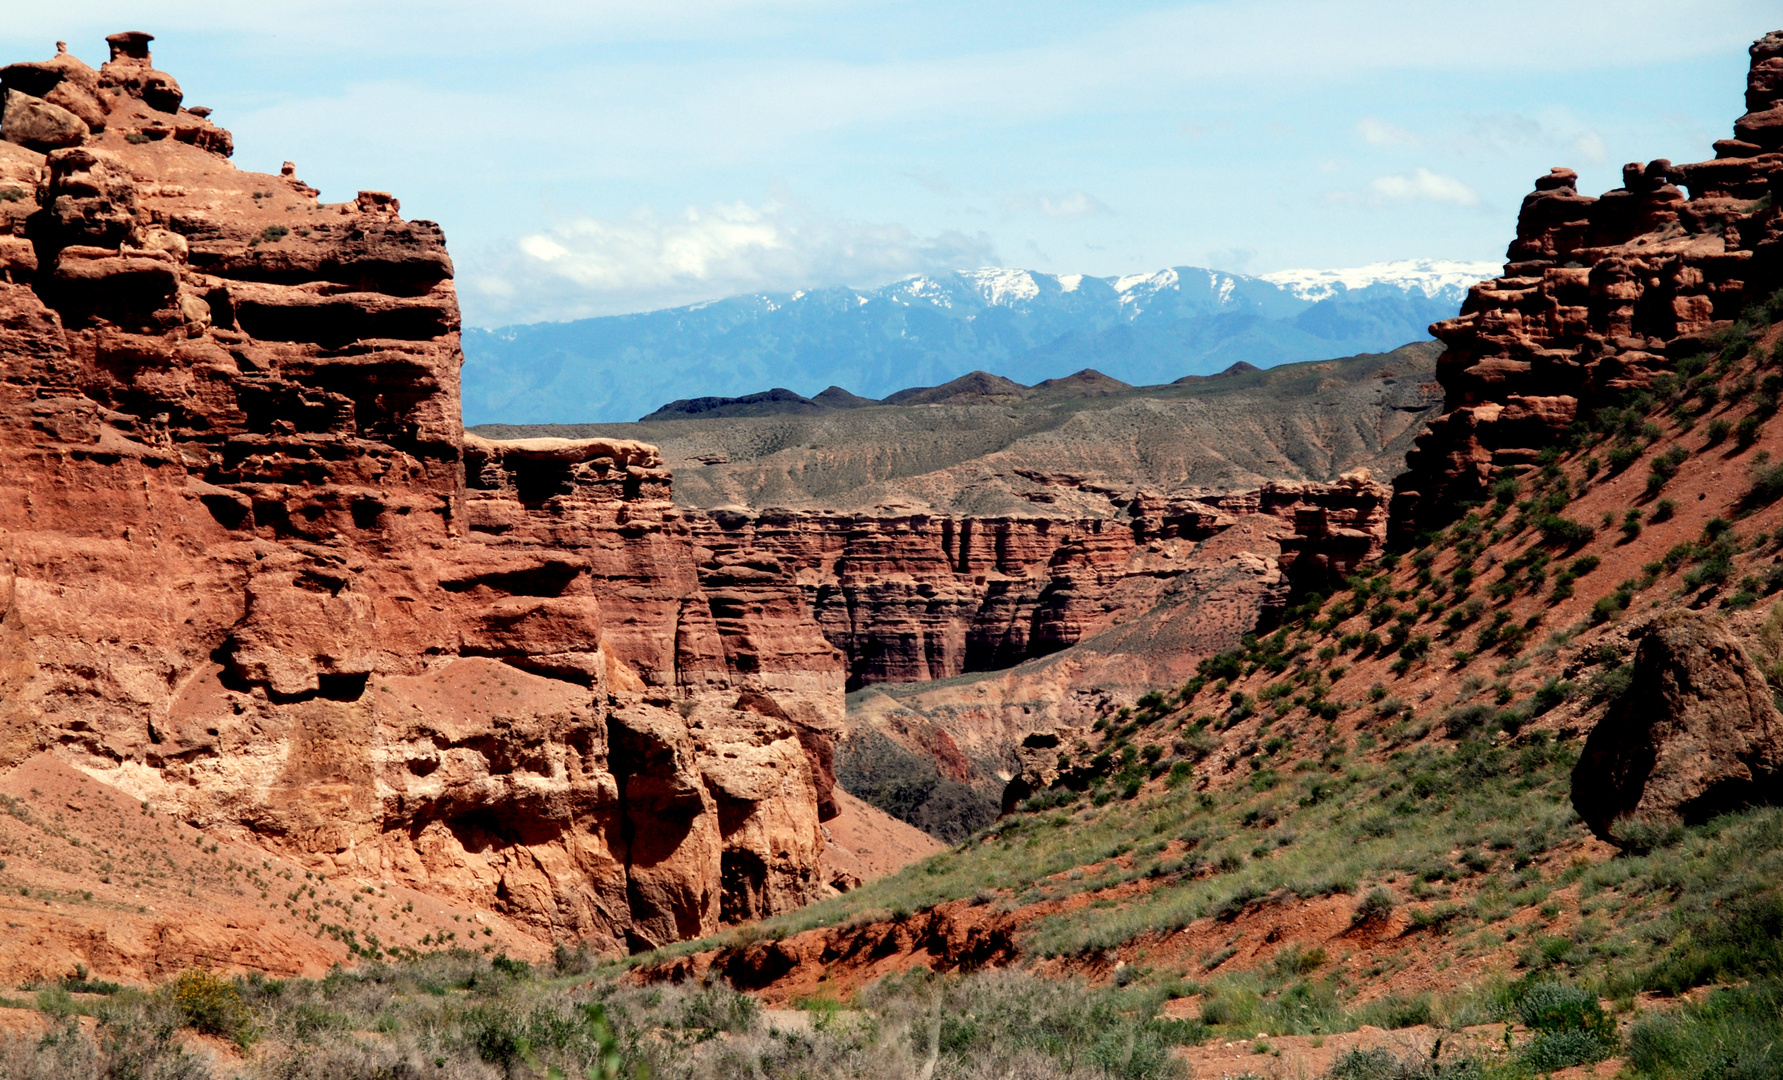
[467,202,999,324]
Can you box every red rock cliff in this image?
[1392,30,1783,538]
[692,474,1389,691]
[0,33,845,959]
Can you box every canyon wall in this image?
[0,33,846,958]
[1392,30,1783,538]
[695,476,1389,692]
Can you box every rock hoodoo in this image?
[1392,30,1783,539]
[1572,610,1783,846]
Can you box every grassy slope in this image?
[614,298,1783,1075]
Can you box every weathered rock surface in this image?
[694,473,1390,691]
[0,33,854,968]
[1392,30,1783,539]
[1573,610,1783,845]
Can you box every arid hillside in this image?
[474,343,1441,517]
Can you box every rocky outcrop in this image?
[694,473,1390,691]
[0,33,845,959]
[1572,610,1783,846]
[1392,30,1783,538]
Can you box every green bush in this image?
[1353,888,1395,925]
[1751,458,1783,505]
[1738,413,1765,448]
[1515,980,1617,1071]
[165,968,256,1048]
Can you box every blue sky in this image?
[7,2,1775,326]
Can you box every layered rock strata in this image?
[1392,30,1783,538]
[0,34,844,957]
[695,474,1390,691]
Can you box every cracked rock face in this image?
[1572,610,1783,846]
[0,33,841,956]
[1392,29,1783,540]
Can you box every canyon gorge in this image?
[8,23,1776,987]
[0,31,1412,979]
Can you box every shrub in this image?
[1607,443,1642,473]
[1706,417,1732,445]
[1199,651,1245,681]
[1585,664,1634,704]
[1685,553,1733,591]
[1646,893,1783,995]
[1539,515,1595,549]
[1353,888,1396,925]
[1738,412,1765,447]
[1529,677,1574,716]
[680,983,759,1033]
[1751,458,1783,505]
[1515,981,1618,1072]
[165,968,256,1047]
[1441,703,1497,739]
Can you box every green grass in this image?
[0,953,1195,1080]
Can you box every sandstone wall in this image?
[1392,30,1783,537]
[0,33,842,954]
[690,475,1389,691]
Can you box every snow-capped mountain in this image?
[463,262,1493,425]
[1260,259,1501,303]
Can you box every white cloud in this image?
[465,201,998,324]
[1572,131,1608,164]
[1367,168,1480,206]
[1356,117,1419,146]
[1001,190,1111,218]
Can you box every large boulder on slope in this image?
[0,88,86,151]
[1572,609,1783,846]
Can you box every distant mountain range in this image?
[460,259,1495,424]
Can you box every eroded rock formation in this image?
[1572,610,1783,845]
[695,474,1390,691]
[1392,30,1783,538]
[0,33,844,957]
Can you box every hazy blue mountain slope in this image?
[462,263,1491,424]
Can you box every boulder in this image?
[0,89,86,151]
[1,51,109,131]
[1572,610,1783,846]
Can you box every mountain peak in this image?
[1259,258,1500,302]
[881,371,1029,406]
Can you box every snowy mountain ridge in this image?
[462,260,1487,424]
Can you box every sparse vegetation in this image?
[1,955,1203,1080]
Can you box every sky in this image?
[5,2,1775,327]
